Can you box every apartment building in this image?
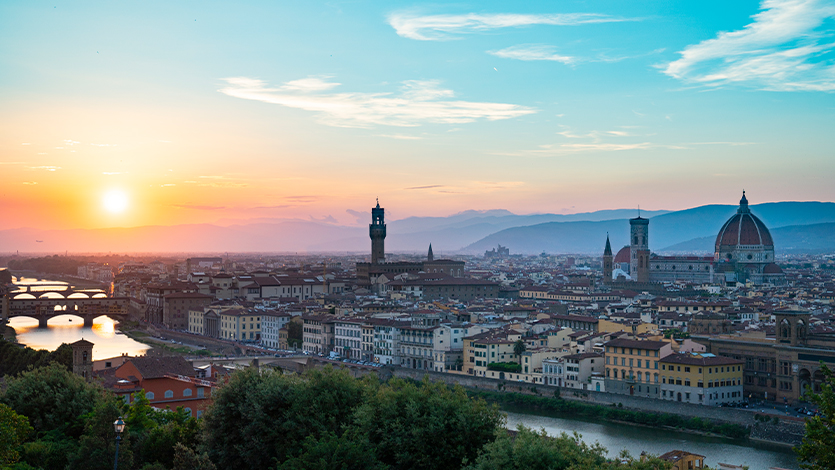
[659,353,744,405]
[219,308,261,342]
[333,319,364,359]
[603,338,673,398]
[260,311,292,349]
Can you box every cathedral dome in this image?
[715,191,774,251]
[614,246,630,264]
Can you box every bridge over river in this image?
[5,284,129,328]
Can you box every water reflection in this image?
[504,410,799,469]
[9,316,150,360]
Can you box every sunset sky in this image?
[2,0,835,230]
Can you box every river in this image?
[6,274,150,359]
[504,409,799,469]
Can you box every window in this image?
[184,407,192,417]
[197,388,205,398]
[164,390,174,399]
[684,367,691,373]
[146,391,155,400]
[184,389,193,397]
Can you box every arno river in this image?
[7,275,150,359]
[505,410,799,469]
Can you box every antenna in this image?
[638,204,641,218]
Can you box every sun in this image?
[102,189,129,213]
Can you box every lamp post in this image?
[113,417,126,470]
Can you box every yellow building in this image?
[604,338,673,398]
[659,352,743,406]
[598,318,655,335]
[219,308,261,342]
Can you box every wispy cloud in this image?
[405,185,445,190]
[29,166,61,171]
[375,133,423,140]
[0,162,24,165]
[102,172,121,175]
[662,0,835,91]
[90,143,116,147]
[284,195,318,203]
[22,182,37,185]
[219,77,536,128]
[488,45,574,64]
[388,12,637,41]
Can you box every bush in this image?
[487,362,521,373]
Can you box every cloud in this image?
[254,205,293,210]
[0,162,24,165]
[102,172,121,175]
[199,175,225,179]
[63,140,80,145]
[22,182,37,185]
[375,133,423,140]
[662,0,835,91]
[405,185,445,190]
[172,204,226,210]
[219,77,536,128]
[388,12,636,41]
[309,215,339,224]
[160,183,176,187]
[29,166,61,171]
[284,195,318,203]
[346,209,370,224]
[90,143,116,147]
[488,45,575,64]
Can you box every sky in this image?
[2,0,835,230]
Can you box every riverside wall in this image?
[388,367,806,445]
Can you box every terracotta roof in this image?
[604,338,668,350]
[129,356,195,379]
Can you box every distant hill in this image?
[464,202,835,255]
[662,222,835,254]
[2,202,833,254]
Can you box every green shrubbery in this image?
[486,362,521,373]
[467,389,749,440]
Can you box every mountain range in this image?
[1,202,833,255]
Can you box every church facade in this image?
[603,192,784,286]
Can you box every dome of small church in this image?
[614,246,631,264]
[715,191,774,251]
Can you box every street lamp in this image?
[113,417,126,470]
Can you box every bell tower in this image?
[71,339,94,382]
[630,215,649,283]
[603,234,613,284]
[370,199,386,265]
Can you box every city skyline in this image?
[3,0,835,231]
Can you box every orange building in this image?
[99,356,216,417]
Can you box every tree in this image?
[0,403,33,466]
[796,363,835,470]
[201,366,375,470]
[287,321,303,348]
[277,432,388,470]
[464,425,672,470]
[513,340,526,363]
[1,363,105,438]
[352,377,504,470]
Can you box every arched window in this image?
[146,391,155,400]
[164,390,174,399]
[184,407,192,417]
[184,389,193,397]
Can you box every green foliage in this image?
[126,393,201,469]
[287,321,303,348]
[201,365,375,470]
[0,339,73,377]
[0,363,105,438]
[69,398,134,470]
[463,425,673,470]
[513,339,526,358]
[352,377,504,470]
[796,363,835,470]
[277,432,387,470]
[172,443,216,470]
[467,390,749,440]
[0,403,33,466]
[487,362,522,373]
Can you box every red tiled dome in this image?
[614,246,630,264]
[715,192,774,250]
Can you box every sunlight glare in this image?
[103,189,129,213]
